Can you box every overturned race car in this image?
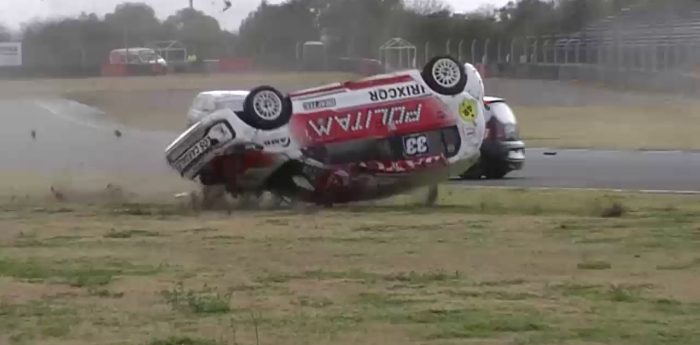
[164,55,486,207]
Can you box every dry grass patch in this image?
[517,105,700,150]
[1,187,700,344]
[0,72,359,97]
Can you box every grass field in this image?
[515,105,700,150]
[1,186,700,345]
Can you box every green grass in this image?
[517,105,700,151]
[0,187,700,344]
[160,282,233,315]
[0,299,80,343]
[0,257,159,287]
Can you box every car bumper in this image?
[480,140,525,170]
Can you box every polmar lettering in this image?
[369,84,426,102]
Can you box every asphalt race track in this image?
[1,97,698,197]
[455,148,700,193]
[0,97,192,199]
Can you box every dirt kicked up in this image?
[1,186,699,345]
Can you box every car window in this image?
[488,102,517,124]
[216,98,244,111]
[138,50,158,62]
[191,96,214,112]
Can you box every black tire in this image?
[240,85,292,130]
[460,170,482,180]
[199,164,223,186]
[459,160,484,180]
[485,166,509,179]
[421,55,467,96]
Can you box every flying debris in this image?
[223,0,232,12]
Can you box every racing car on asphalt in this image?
[165,55,486,207]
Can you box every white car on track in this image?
[166,56,487,207]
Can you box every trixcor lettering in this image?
[368,84,427,102]
[308,103,423,138]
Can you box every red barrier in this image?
[101,63,167,77]
[218,57,255,73]
[101,63,128,77]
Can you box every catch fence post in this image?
[425,41,430,64]
[484,38,490,65]
[497,40,502,63]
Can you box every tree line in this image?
[0,0,687,70]
[1,3,237,69]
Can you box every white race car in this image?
[165,56,486,206]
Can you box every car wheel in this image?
[421,55,467,96]
[459,161,483,180]
[199,165,222,186]
[241,86,292,130]
[460,170,482,180]
[485,166,509,179]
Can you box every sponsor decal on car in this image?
[172,122,234,173]
[302,98,337,111]
[307,102,423,138]
[402,133,430,157]
[358,154,447,173]
[368,83,427,102]
[174,137,212,173]
[263,136,291,148]
[459,98,478,124]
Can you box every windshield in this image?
[138,50,158,62]
[217,98,244,111]
[487,101,517,124]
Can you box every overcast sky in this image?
[0,0,510,32]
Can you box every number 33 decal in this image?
[404,134,429,156]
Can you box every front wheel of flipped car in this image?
[421,55,467,96]
[241,85,293,130]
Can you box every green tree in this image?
[163,8,225,59]
[104,2,163,47]
[0,24,11,42]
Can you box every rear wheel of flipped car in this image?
[241,86,293,130]
[459,162,484,180]
[421,55,468,96]
[484,165,509,179]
